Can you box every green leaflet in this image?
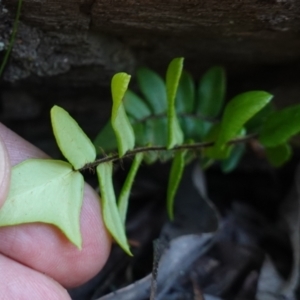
[203,123,232,159]
[167,151,186,220]
[137,121,172,163]
[259,104,300,147]
[133,118,168,149]
[180,117,205,141]
[265,143,292,167]
[0,159,84,249]
[124,90,152,120]
[176,71,195,114]
[134,117,169,148]
[166,57,184,149]
[133,119,168,164]
[132,122,147,146]
[51,106,96,170]
[111,73,135,157]
[197,66,226,118]
[175,71,202,142]
[96,162,132,256]
[221,144,245,173]
[214,91,273,155]
[245,102,274,132]
[94,121,118,154]
[137,67,167,114]
[118,153,143,224]
[145,117,168,146]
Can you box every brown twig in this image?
[80,133,258,171]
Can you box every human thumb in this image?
[0,134,11,208]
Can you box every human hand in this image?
[0,123,111,299]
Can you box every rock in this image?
[0,1,135,86]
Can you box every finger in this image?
[0,123,112,287]
[0,123,49,164]
[0,134,11,208]
[0,254,71,300]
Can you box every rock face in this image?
[0,1,135,86]
[1,0,300,84]
[91,0,300,66]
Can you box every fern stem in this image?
[81,133,257,171]
[0,0,23,77]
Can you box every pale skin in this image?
[0,123,112,299]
